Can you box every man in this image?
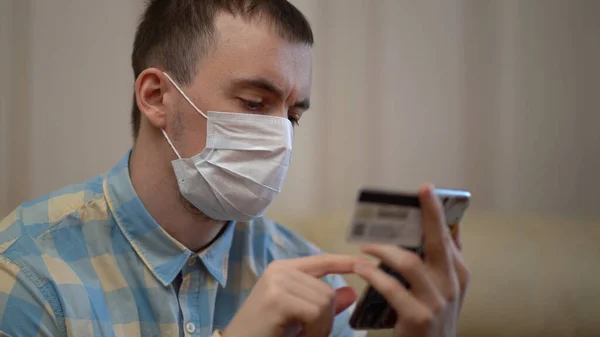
[0,1,470,336]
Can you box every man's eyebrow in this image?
[231,77,285,99]
[294,99,310,110]
[230,77,311,111]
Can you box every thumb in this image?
[334,286,358,315]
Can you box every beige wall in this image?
[0,0,599,220]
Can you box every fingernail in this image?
[421,184,434,197]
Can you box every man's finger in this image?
[353,262,428,318]
[359,244,437,298]
[286,254,371,278]
[449,238,470,308]
[420,184,453,268]
[334,286,358,314]
[451,222,462,251]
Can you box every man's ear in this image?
[134,68,172,130]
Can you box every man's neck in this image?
[128,132,227,252]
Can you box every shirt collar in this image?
[103,150,234,287]
[195,222,235,287]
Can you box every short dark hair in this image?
[130,0,314,139]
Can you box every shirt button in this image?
[185,322,196,334]
[187,258,196,266]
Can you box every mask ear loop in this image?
[161,72,209,160]
[162,72,208,119]
[161,129,182,160]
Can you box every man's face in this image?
[168,13,313,158]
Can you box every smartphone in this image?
[346,188,471,330]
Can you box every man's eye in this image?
[240,99,264,111]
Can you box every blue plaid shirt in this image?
[0,151,363,337]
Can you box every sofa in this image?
[274,211,600,337]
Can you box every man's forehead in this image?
[210,13,313,97]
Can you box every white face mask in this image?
[161,72,293,221]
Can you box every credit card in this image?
[347,189,466,248]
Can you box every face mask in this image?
[161,72,293,221]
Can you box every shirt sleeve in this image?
[0,255,62,337]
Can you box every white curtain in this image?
[0,0,31,217]
[0,0,140,217]
[269,0,600,223]
[1,0,598,220]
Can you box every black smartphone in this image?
[346,188,471,330]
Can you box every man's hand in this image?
[353,184,471,337]
[222,254,368,337]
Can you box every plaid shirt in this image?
[0,151,364,337]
